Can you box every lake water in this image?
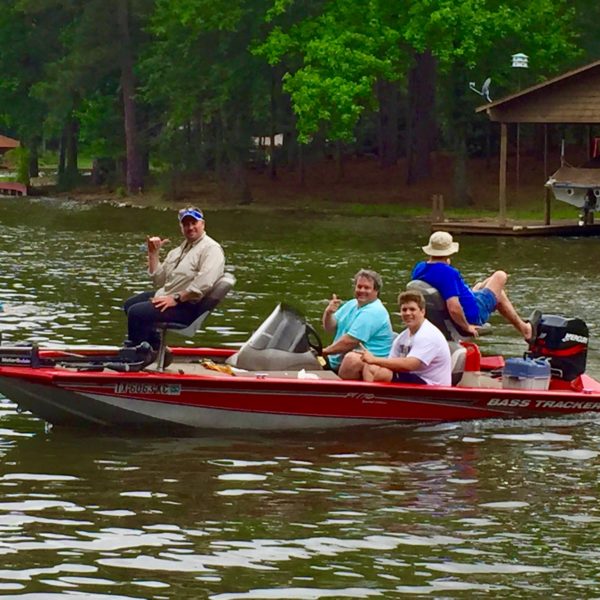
[0,197,599,598]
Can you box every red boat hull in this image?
[1,347,600,430]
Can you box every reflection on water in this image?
[0,198,599,597]
[0,420,598,597]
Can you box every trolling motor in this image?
[527,314,588,381]
[0,341,155,372]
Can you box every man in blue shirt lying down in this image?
[412,231,536,341]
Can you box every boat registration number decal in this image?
[488,397,600,410]
[345,393,375,400]
[114,383,181,396]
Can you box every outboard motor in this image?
[528,314,588,381]
[226,304,322,371]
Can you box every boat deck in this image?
[160,363,342,380]
[56,359,344,381]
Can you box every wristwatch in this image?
[173,293,181,303]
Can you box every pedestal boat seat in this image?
[155,273,236,370]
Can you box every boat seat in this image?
[226,304,322,371]
[406,280,490,341]
[449,341,467,386]
[155,273,236,370]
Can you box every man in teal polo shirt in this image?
[322,269,394,380]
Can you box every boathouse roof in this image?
[476,59,600,123]
[0,134,20,152]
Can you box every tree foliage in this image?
[0,0,593,200]
[257,0,403,143]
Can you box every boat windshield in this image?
[246,304,310,353]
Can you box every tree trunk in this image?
[446,65,473,207]
[28,139,39,178]
[65,117,79,178]
[117,0,143,193]
[298,143,306,187]
[57,114,79,188]
[376,79,399,168]
[269,70,278,180]
[65,115,79,179]
[58,126,67,176]
[214,115,224,181]
[335,141,344,182]
[485,121,492,169]
[406,51,437,184]
[228,160,253,204]
[453,129,471,206]
[284,131,296,169]
[219,113,253,204]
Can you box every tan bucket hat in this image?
[422,231,459,256]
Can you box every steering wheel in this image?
[305,323,330,370]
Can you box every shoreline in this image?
[18,153,581,222]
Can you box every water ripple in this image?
[0,202,599,596]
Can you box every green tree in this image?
[259,0,403,148]
[404,0,580,205]
[0,0,62,176]
[261,0,581,202]
[573,1,600,60]
[142,0,276,202]
[23,0,151,192]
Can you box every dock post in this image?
[543,187,551,225]
[431,194,445,221]
[543,124,551,225]
[499,123,507,226]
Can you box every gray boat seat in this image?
[226,304,322,371]
[406,279,490,342]
[448,341,467,386]
[155,273,236,370]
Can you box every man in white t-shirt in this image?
[361,290,452,386]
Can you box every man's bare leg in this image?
[338,352,366,380]
[476,270,532,339]
[362,363,394,382]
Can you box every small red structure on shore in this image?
[0,134,26,196]
[0,181,27,196]
[0,134,20,154]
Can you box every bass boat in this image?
[0,282,598,432]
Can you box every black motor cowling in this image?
[528,314,588,381]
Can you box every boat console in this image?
[226,304,323,371]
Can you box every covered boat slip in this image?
[438,59,600,236]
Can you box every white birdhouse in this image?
[511,53,529,69]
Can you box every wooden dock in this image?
[431,218,600,237]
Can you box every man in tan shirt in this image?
[123,207,225,351]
